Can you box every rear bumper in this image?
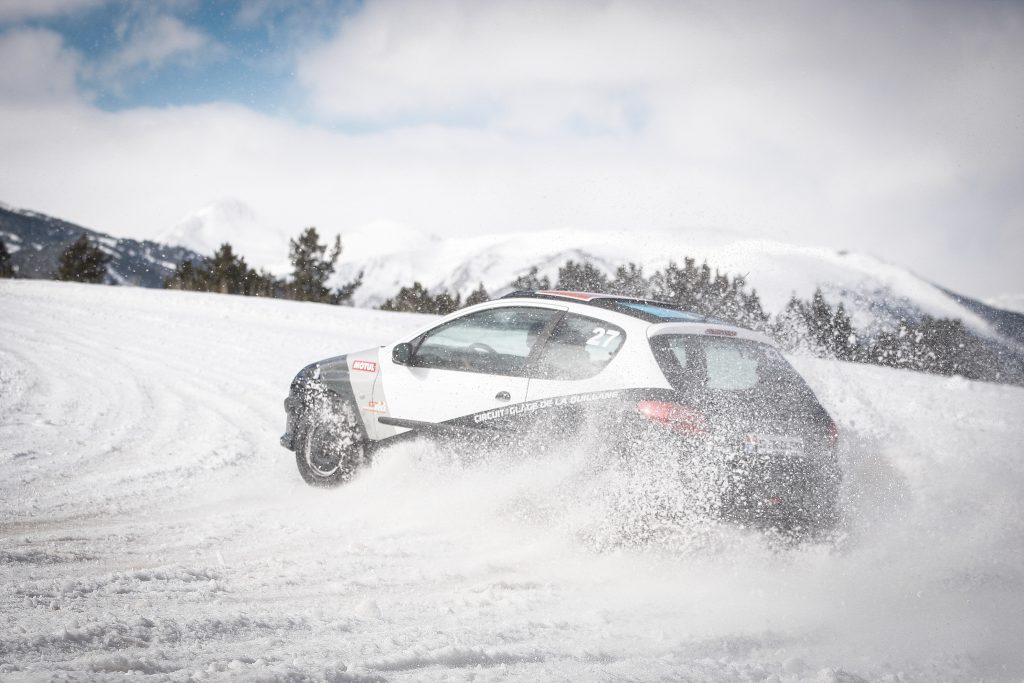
[719,455,841,532]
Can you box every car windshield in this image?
[650,334,807,396]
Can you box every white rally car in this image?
[281,291,841,533]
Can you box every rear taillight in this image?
[636,400,708,435]
[825,419,839,448]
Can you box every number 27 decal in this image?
[586,327,621,347]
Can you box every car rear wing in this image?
[647,322,778,347]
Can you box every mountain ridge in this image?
[0,204,203,288]
[2,200,1021,354]
[330,226,1023,350]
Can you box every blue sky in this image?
[0,0,1022,299]
[16,1,356,116]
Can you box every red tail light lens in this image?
[636,400,708,435]
[825,419,839,448]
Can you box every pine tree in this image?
[465,282,489,306]
[645,257,764,327]
[380,282,435,313]
[609,263,647,298]
[0,239,15,278]
[380,283,466,314]
[647,261,682,304]
[164,259,204,290]
[707,270,733,319]
[248,269,286,298]
[333,270,363,305]
[55,235,110,283]
[831,303,857,361]
[285,228,359,304]
[648,259,707,311]
[806,288,836,354]
[287,227,339,303]
[738,288,769,331]
[769,294,812,351]
[865,315,996,381]
[433,290,461,315]
[694,261,713,311]
[163,244,287,299]
[205,243,249,294]
[509,265,551,291]
[556,260,608,292]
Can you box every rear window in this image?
[617,302,707,321]
[650,335,804,394]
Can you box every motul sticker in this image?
[366,400,387,413]
[351,360,377,372]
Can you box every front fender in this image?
[281,355,368,451]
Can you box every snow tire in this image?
[294,393,367,488]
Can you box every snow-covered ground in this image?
[2,280,1022,681]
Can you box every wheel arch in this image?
[282,354,371,451]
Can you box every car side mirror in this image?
[392,342,413,365]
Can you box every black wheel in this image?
[294,401,367,487]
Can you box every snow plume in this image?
[293,363,1024,679]
[341,373,1024,678]
[337,405,1024,679]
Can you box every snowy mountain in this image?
[986,292,1024,315]
[0,203,203,287]
[4,200,1022,354]
[157,199,293,274]
[3,279,1023,680]
[332,225,1024,348]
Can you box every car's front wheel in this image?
[294,402,367,487]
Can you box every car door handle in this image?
[494,391,511,402]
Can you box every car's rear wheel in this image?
[294,402,367,487]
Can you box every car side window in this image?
[532,313,626,380]
[411,307,558,376]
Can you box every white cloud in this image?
[0,0,1021,299]
[0,27,81,103]
[291,0,1024,269]
[298,0,679,128]
[0,0,104,23]
[97,13,211,82]
[298,0,1023,141]
[1,93,1020,299]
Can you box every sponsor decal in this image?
[365,400,387,413]
[472,390,621,424]
[351,360,377,372]
[705,328,738,337]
